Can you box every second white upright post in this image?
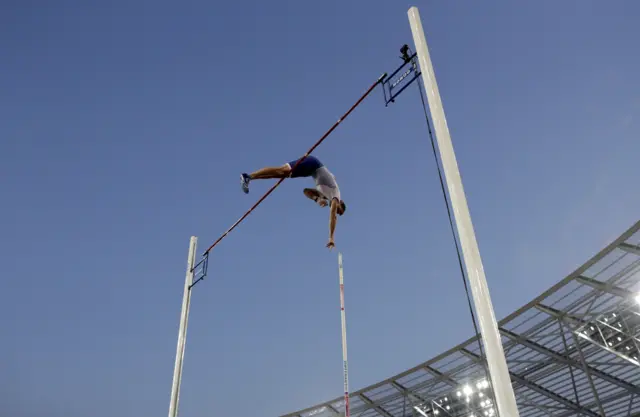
[408,6,520,417]
[168,236,198,417]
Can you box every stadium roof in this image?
[280,220,640,417]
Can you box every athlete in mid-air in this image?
[240,155,346,250]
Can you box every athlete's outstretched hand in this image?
[326,238,335,250]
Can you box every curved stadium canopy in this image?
[280,220,640,417]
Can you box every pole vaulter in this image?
[202,72,387,257]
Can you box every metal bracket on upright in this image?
[381,44,422,106]
[189,253,209,290]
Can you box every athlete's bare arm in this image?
[327,198,339,249]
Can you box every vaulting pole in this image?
[338,253,350,417]
[408,6,520,417]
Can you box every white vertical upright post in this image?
[407,7,520,417]
[338,253,350,417]
[168,236,198,417]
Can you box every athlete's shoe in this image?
[240,173,251,194]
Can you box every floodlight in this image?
[414,406,428,417]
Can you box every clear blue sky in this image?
[1,1,639,416]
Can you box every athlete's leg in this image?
[303,188,328,207]
[248,165,292,179]
[240,156,322,194]
[240,164,292,194]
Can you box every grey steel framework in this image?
[280,220,640,417]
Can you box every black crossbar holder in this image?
[189,253,209,290]
[382,45,421,106]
